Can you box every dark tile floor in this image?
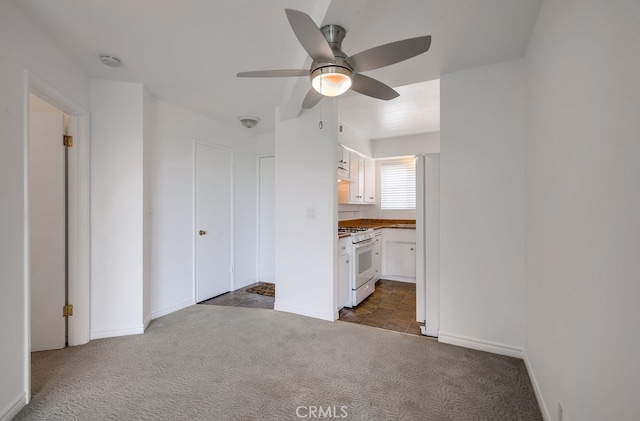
[199,283,275,309]
[339,279,422,336]
[200,280,422,337]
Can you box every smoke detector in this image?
[238,116,260,129]
[99,54,121,67]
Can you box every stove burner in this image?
[338,227,371,234]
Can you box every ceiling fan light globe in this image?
[311,66,353,97]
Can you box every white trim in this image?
[234,277,257,291]
[524,350,551,421]
[143,313,152,331]
[24,71,91,404]
[438,331,524,359]
[274,303,337,322]
[192,139,235,302]
[151,299,194,320]
[90,326,145,340]
[0,392,26,421]
[381,275,416,283]
[256,154,275,284]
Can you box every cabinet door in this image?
[338,253,350,309]
[348,152,364,203]
[337,144,350,177]
[373,241,382,281]
[386,241,416,278]
[364,158,376,203]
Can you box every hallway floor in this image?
[339,279,422,336]
[201,279,422,337]
[199,283,275,309]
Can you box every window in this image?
[380,158,416,210]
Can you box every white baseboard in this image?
[0,392,25,421]
[151,299,194,320]
[143,312,152,331]
[90,325,145,340]
[438,331,524,359]
[234,278,256,290]
[380,276,416,283]
[524,350,551,421]
[274,302,336,322]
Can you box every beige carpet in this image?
[16,305,541,420]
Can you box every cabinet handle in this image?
[410,248,414,251]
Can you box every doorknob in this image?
[199,230,207,236]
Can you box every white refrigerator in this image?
[415,153,440,337]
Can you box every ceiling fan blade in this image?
[350,74,399,100]
[285,9,335,63]
[302,88,323,109]
[347,36,432,72]
[237,69,309,78]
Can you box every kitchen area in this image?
[337,217,420,335]
[334,134,439,336]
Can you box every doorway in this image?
[194,141,234,303]
[25,73,91,401]
[29,94,67,351]
[257,155,275,283]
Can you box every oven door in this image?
[353,241,375,289]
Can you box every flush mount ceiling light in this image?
[311,65,353,97]
[238,116,260,129]
[99,54,121,67]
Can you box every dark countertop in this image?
[339,218,416,230]
[338,219,416,238]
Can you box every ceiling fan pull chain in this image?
[319,94,323,129]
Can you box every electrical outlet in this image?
[306,207,316,219]
[558,402,563,421]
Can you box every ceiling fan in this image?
[237,9,432,109]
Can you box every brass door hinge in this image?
[63,135,73,147]
[63,304,73,317]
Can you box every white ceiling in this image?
[12,0,542,137]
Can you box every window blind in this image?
[380,158,416,210]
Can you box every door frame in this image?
[24,71,91,400]
[256,154,275,284]
[192,139,235,301]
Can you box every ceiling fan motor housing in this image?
[311,24,353,83]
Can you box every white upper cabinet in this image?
[337,144,350,179]
[364,158,376,204]
[338,148,376,205]
[348,152,365,202]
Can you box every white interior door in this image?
[195,142,233,302]
[29,98,66,352]
[258,156,275,283]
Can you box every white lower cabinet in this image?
[373,231,382,281]
[381,229,416,281]
[338,237,350,310]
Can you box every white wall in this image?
[148,98,257,319]
[524,1,640,420]
[275,101,338,321]
[256,130,275,156]
[439,59,525,357]
[371,132,440,159]
[0,1,90,417]
[90,79,146,339]
[339,121,371,157]
[143,89,154,328]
